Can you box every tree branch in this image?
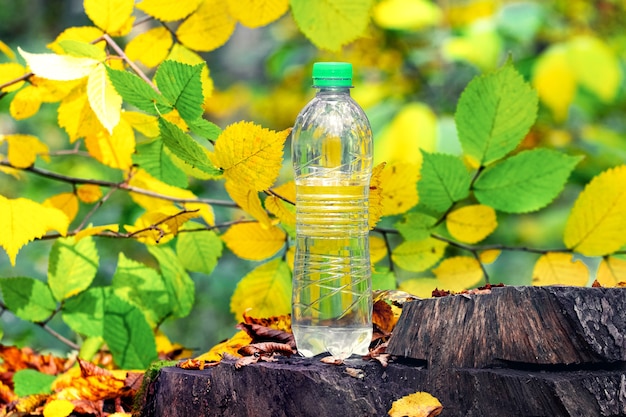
[102,34,158,92]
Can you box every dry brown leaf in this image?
[320,356,344,365]
[344,367,365,379]
[236,322,295,348]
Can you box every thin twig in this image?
[102,33,158,92]
[265,188,295,206]
[430,233,571,255]
[40,323,80,350]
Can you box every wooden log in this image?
[386,286,626,368]
[139,358,626,417]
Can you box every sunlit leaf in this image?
[62,287,106,337]
[87,63,122,134]
[76,184,103,204]
[418,151,471,212]
[127,169,196,210]
[479,249,500,264]
[265,194,296,228]
[395,212,437,242]
[176,225,223,275]
[10,85,42,120]
[380,162,419,216]
[222,222,286,261]
[564,165,626,256]
[368,162,385,229]
[196,330,252,361]
[154,61,204,123]
[47,26,105,54]
[57,82,105,142]
[57,40,106,61]
[212,121,289,191]
[5,134,49,168]
[224,180,272,227]
[443,20,502,71]
[74,224,119,241]
[372,268,396,291]
[43,192,79,223]
[391,238,447,272]
[230,258,291,319]
[227,0,289,28]
[373,0,441,30]
[134,139,188,188]
[532,252,588,286]
[0,277,57,322]
[48,236,99,301]
[83,0,135,36]
[166,43,215,106]
[0,62,27,92]
[13,369,56,397]
[148,245,195,319]
[596,257,626,288]
[433,256,483,292]
[137,0,203,21]
[388,391,443,417]
[290,0,374,51]
[0,196,69,266]
[84,117,135,169]
[398,277,439,298]
[532,45,576,122]
[0,40,16,60]
[107,67,171,115]
[125,27,173,68]
[370,236,387,264]
[125,206,199,245]
[122,111,160,137]
[43,399,75,417]
[176,0,236,52]
[18,48,99,81]
[31,76,79,103]
[456,62,538,165]
[446,204,497,244]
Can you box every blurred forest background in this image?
[0,0,625,355]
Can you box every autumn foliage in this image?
[0,0,626,415]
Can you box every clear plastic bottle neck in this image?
[314,86,352,95]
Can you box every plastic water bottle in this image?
[291,62,373,359]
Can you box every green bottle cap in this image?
[312,62,352,87]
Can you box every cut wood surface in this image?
[140,286,626,417]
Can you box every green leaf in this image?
[391,238,448,272]
[474,149,583,213]
[13,369,56,397]
[62,287,106,337]
[58,40,106,61]
[48,236,99,301]
[106,67,171,114]
[133,139,188,188]
[456,63,538,165]
[154,60,204,123]
[0,277,56,322]
[112,252,172,327]
[187,117,222,141]
[290,0,374,51]
[418,151,471,212]
[176,227,223,275]
[372,268,396,291]
[103,293,158,369]
[78,336,105,361]
[148,245,195,319]
[395,212,438,241]
[159,117,221,177]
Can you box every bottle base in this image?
[292,324,372,360]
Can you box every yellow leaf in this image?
[136,0,203,21]
[375,103,436,166]
[391,238,447,272]
[128,169,196,210]
[87,63,122,134]
[43,193,79,224]
[212,121,289,191]
[9,85,42,120]
[125,27,173,68]
[224,180,272,227]
[121,111,160,138]
[479,249,500,264]
[185,202,215,226]
[443,20,502,71]
[368,162,386,229]
[532,45,577,122]
[166,43,214,104]
[265,194,296,227]
[85,118,135,169]
[373,0,442,30]
[285,246,295,271]
[388,391,443,417]
[0,196,69,265]
[47,26,105,54]
[0,62,27,92]
[32,76,82,103]
[226,0,289,28]
[568,36,622,103]
[272,181,296,204]
[18,48,100,81]
[446,204,497,244]
[595,257,626,288]
[176,0,236,52]
[76,184,103,203]
[370,235,387,264]
[196,330,252,361]
[58,82,105,142]
[84,0,135,36]
[5,134,49,168]
[126,207,200,245]
[433,256,483,291]
[0,40,15,60]
[74,224,119,241]
[564,165,626,256]
[398,277,439,298]
[230,258,291,318]
[380,162,419,216]
[222,222,286,261]
[43,399,74,417]
[443,0,495,28]
[532,252,589,286]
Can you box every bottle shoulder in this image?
[295,94,371,130]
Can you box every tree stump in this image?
[139,286,626,416]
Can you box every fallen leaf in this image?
[388,391,443,417]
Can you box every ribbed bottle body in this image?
[291,87,373,359]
